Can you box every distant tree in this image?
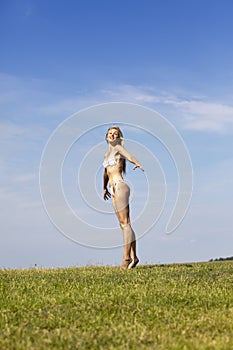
[209,256,233,262]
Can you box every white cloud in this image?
[0,120,27,137]
[166,99,233,132]
[101,84,233,133]
[12,173,36,183]
[2,73,233,134]
[101,84,161,103]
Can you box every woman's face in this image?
[107,128,120,143]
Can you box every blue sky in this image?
[1,0,233,268]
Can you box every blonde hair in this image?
[105,126,126,173]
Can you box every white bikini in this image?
[102,153,117,168]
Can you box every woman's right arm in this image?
[103,168,111,200]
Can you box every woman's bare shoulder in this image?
[104,151,110,158]
[114,144,124,153]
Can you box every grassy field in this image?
[0,261,233,350]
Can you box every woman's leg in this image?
[112,182,138,268]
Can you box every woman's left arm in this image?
[116,145,144,171]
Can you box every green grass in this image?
[0,262,233,349]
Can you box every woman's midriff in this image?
[107,166,123,188]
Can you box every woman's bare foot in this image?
[121,258,132,270]
[128,257,139,269]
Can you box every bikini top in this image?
[103,153,117,168]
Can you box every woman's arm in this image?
[103,168,111,200]
[116,145,144,171]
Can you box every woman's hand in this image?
[103,188,111,200]
[133,163,144,172]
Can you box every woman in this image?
[103,126,144,269]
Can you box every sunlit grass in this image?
[0,262,232,349]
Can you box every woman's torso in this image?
[103,151,124,187]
